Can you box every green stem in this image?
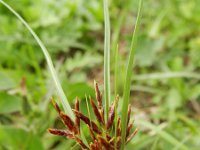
[103,0,111,121]
[114,45,119,96]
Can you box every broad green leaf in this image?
[0,126,44,150]
[63,82,95,102]
[0,72,16,91]
[0,93,22,114]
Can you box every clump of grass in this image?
[48,0,143,148]
[0,0,143,149]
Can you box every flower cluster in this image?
[48,82,138,150]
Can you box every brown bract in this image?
[48,82,137,150]
[107,102,115,129]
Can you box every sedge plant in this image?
[0,0,143,149]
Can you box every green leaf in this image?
[63,83,95,102]
[0,93,22,114]
[0,72,16,91]
[121,0,143,149]
[103,0,111,120]
[136,37,164,67]
[190,85,200,100]
[0,126,44,150]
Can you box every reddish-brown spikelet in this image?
[73,109,101,134]
[90,97,104,124]
[60,112,77,133]
[117,117,121,137]
[127,104,132,125]
[107,102,115,129]
[98,136,115,150]
[94,82,105,124]
[126,128,139,144]
[99,108,105,125]
[74,137,89,150]
[48,128,74,138]
[51,98,61,114]
[94,81,102,109]
[126,123,133,138]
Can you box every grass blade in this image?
[0,0,75,120]
[103,0,111,121]
[120,0,143,149]
[138,121,189,150]
[134,72,200,80]
[114,45,119,96]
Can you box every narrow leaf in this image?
[121,0,143,149]
[103,0,111,121]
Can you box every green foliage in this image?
[0,93,22,114]
[0,72,16,90]
[0,0,200,149]
[63,82,95,102]
[0,0,75,120]
[0,126,44,150]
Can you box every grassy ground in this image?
[0,0,200,149]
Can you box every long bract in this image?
[121,0,143,149]
[103,0,111,121]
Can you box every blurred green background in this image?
[0,0,200,149]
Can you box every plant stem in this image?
[0,0,75,120]
[120,0,143,149]
[103,0,111,122]
[114,45,119,96]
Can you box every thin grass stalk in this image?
[114,45,119,147]
[103,0,111,121]
[0,0,75,120]
[134,72,200,80]
[120,0,143,149]
[114,45,119,96]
